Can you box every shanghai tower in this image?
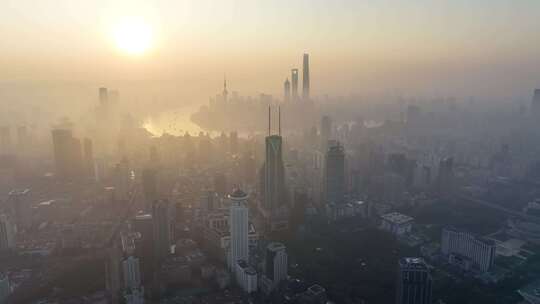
[302,53,310,99]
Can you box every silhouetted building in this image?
[230,131,238,155]
[302,53,310,100]
[214,173,227,196]
[105,241,122,304]
[131,214,154,283]
[16,126,28,151]
[0,215,15,252]
[8,188,31,231]
[291,69,299,101]
[51,128,83,181]
[0,127,10,154]
[83,138,94,179]
[320,115,332,152]
[396,258,432,304]
[113,158,130,201]
[153,199,173,261]
[284,78,291,103]
[262,135,285,211]
[99,87,109,106]
[142,169,158,211]
[324,142,345,204]
[223,77,228,103]
[532,89,540,117]
[437,157,454,195]
[149,146,160,166]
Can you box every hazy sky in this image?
[2,0,540,102]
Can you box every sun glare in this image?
[112,18,153,56]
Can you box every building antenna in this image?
[278,106,281,136]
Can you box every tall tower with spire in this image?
[261,107,285,213]
[284,78,291,103]
[291,69,299,101]
[223,76,228,103]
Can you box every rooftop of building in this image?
[443,226,496,245]
[9,188,30,196]
[267,242,286,252]
[236,259,257,275]
[381,212,414,224]
[518,279,540,300]
[134,213,152,220]
[306,284,326,295]
[229,189,248,200]
[399,257,429,270]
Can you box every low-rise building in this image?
[380,212,414,236]
[441,226,496,272]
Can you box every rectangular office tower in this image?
[396,258,432,304]
[262,135,285,211]
[324,142,345,204]
[302,53,310,99]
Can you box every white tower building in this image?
[228,189,249,271]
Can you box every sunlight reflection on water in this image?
[142,107,207,137]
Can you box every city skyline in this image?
[2,1,540,100]
[3,2,540,303]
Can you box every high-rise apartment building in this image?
[265,242,287,285]
[396,257,432,304]
[229,189,249,270]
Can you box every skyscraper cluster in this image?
[284,54,310,102]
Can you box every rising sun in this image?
[112,17,153,56]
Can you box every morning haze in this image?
[2,1,540,304]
